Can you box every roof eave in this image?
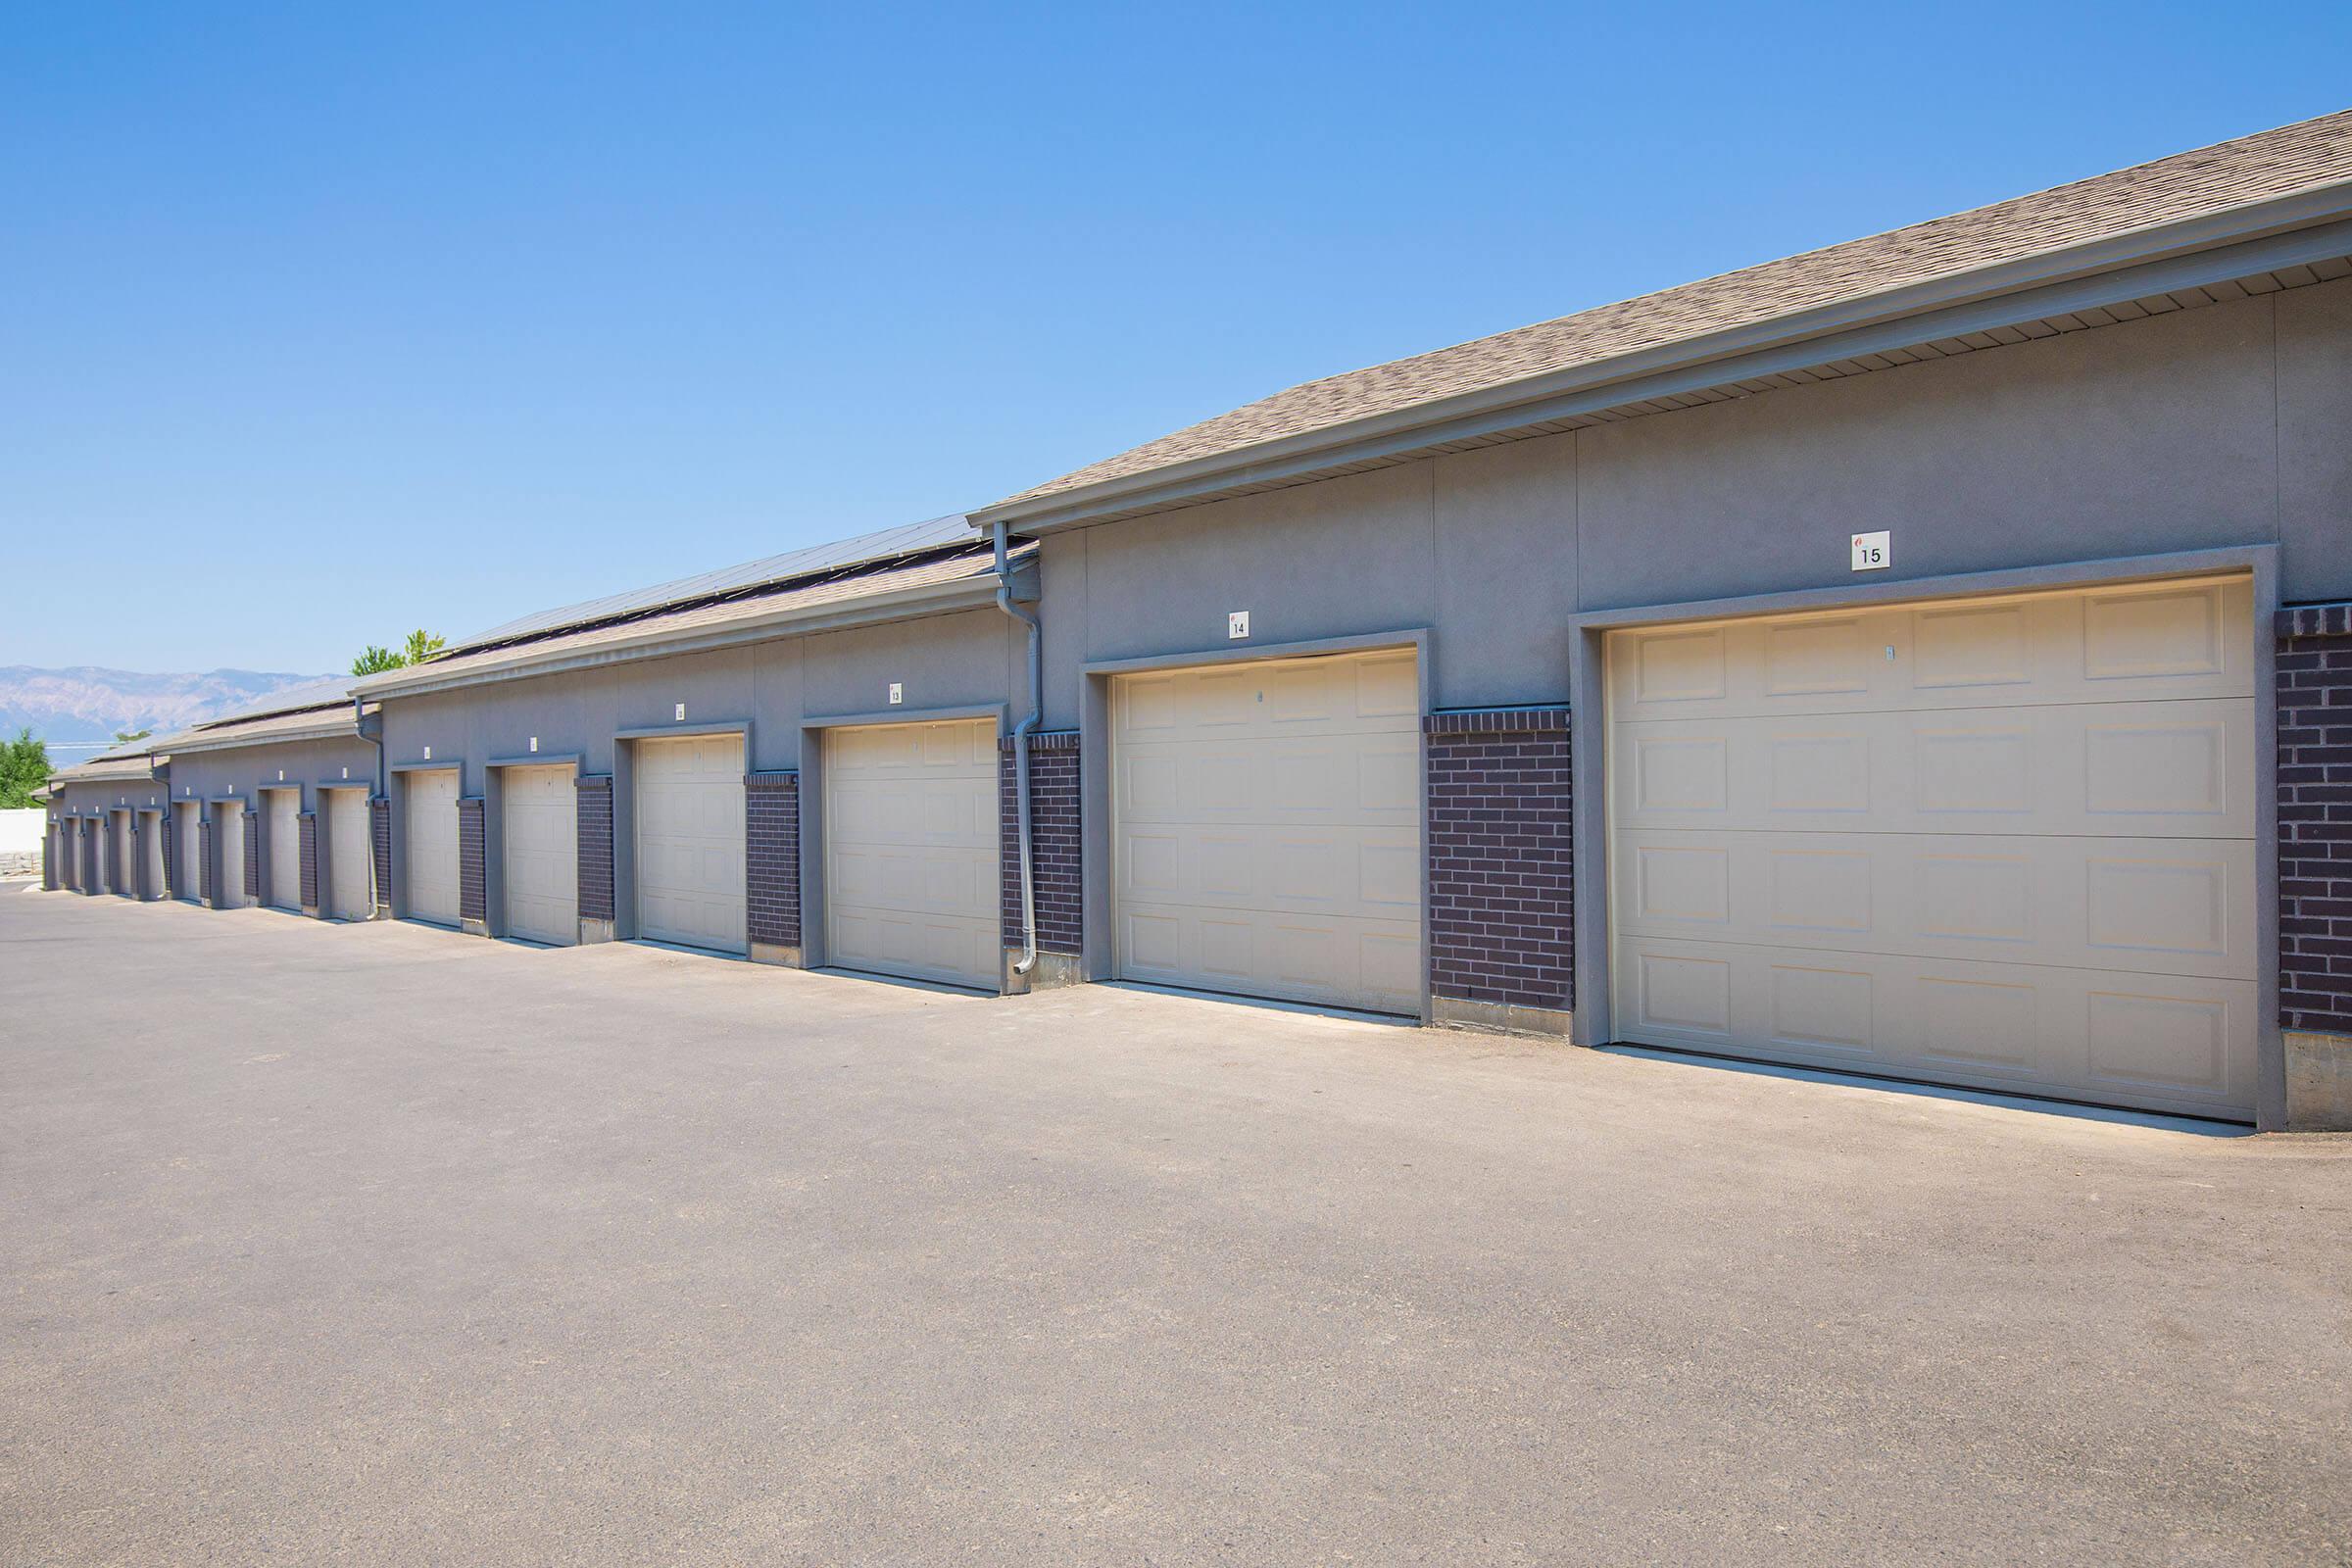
[973,180,2352,536]
[161,715,362,757]
[356,568,1017,703]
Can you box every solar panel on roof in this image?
[449,514,978,652]
[190,675,360,728]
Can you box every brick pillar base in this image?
[2278,603,2352,1129]
[574,776,613,943]
[299,810,320,915]
[1425,708,1573,1039]
[458,796,487,935]
[369,798,392,918]
[999,731,1082,993]
[746,771,801,966]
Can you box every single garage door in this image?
[502,764,577,946]
[407,769,462,926]
[266,789,301,909]
[174,801,203,902]
[1111,647,1423,1015]
[111,809,132,896]
[1606,574,2258,1120]
[213,805,246,908]
[634,733,745,955]
[325,787,372,920]
[823,719,998,988]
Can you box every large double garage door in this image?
[1606,575,2258,1120]
[1111,648,1423,1016]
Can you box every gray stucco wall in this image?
[377,606,1022,788]
[163,735,380,810]
[54,779,165,819]
[1039,275,2352,724]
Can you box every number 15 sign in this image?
[1850,530,1890,571]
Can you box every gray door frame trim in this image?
[1565,541,2282,1128]
[797,706,1009,982]
[614,722,752,951]
[1079,627,1435,1020]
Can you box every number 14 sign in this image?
[1850,530,1890,571]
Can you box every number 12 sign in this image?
[1850,530,1890,571]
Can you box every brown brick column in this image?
[745,771,800,964]
[458,797,486,932]
[1425,708,1573,1037]
[369,798,393,917]
[199,817,214,905]
[1000,731,1081,991]
[243,808,261,902]
[574,776,613,939]
[2278,602,2352,1129]
[298,810,320,914]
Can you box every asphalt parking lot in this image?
[5,883,2350,1566]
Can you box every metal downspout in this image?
[356,696,385,798]
[994,520,1041,977]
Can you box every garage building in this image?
[962,112,2352,1130]
[359,517,1039,992]
[148,681,386,921]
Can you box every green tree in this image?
[113,728,153,746]
[351,629,446,677]
[0,728,50,809]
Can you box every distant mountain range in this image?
[0,666,336,753]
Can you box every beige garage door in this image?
[1112,648,1422,1015]
[502,764,577,946]
[635,733,746,955]
[213,805,246,908]
[406,769,462,926]
[325,788,372,921]
[1606,574,2258,1120]
[174,802,203,903]
[266,789,301,909]
[823,719,998,988]
[110,810,131,896]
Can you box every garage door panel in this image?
[1113,650,1422,1015]
[1114,649,1420,744]
[1607,574,2256,1120]
[824,720,996,988]
[266,791,300,909]
[174,803,203,901]
[1613,699,2252,838]
[406,769,461,925]
[1614,934,2254,1115]
[1610,576,2254,722]
[1116,822,1419,920]
[326,789,371,920]
[502,765,576,946]
[635,736,745,955]
[1614,829,2254,980]
[1118,902,1422,1016]
[1119,734,1420,827]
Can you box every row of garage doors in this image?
[397,727,1004,989]
[382,575,2257,1120]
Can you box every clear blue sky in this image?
[7,3,2348,674]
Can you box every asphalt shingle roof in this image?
[996,110,2352,511]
